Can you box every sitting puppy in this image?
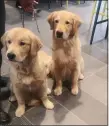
[47,10,84,96]
[1,27,54,117]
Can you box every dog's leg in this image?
[47,88,51,95]
[41,96,54,109]
[14,87,25,117]
[71,67,79,95]
[54,78,62,96]
[79,57,84,80]
[9,82,16,102]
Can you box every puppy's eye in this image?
[20,42,25,46]
[55,20,59,23]
[8,40,11,44]
[65,21,70,24]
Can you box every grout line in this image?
[23,115,33,125]
[52,97,88,125]
[53,87,107,123]
[80,87,107,106]
[9,115,33,125]
[84,65,107,81]
[25,106,36,113]
[82,52,107,65]
[80,66,107,106]
[80,77,107,106]
[93,44,107,53]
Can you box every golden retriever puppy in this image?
[47,10,84,96]
[1,27,54,117]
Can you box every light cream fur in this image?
[47,10,84,96]
[1,27,54,117]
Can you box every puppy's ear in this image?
[71,14,83,36]
[74,14,83,28]
[1,31,9,49]
[30,34,43,57]
[47,11,57,30]
[1,31,8,47]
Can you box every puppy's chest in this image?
[17,74,44,93]
[20,75,35,85]
[22,82,42,93]
[53,49,77,66]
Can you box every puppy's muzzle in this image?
[7,53,16,61]
[56,31,63,38]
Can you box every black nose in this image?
[56,31,63,38]
[7,53,16,61]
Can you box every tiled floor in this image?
[1,1,107,125]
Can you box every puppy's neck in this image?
[12,54,38,75]
[52,35,77,50]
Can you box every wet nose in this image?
[7,53,16,61]
[56,31,63,38]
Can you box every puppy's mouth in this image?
[56,34,63,39]
[8,58,23,63]
[7,52,27,63]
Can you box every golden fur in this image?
[47,10,84,96]
[1,27,54,117]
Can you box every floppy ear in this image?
[1,31,9,49]
[74,14,83,28]
[71,14,83,36]
[1,31,8,46]
[30,34,43,56]
[47,11,57,30]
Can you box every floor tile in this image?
[82,44,107,63]
[95,65,107,82]
[53,90,107,125]
[82,52,106,74]
[80,74,107,105]
[24,98,86,125]
[9,116,32,125]
[1,100,16,119]
[10,100,36,114]
[94,40,107,52]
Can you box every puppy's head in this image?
[1,27,42,62]
[47,10,83,40]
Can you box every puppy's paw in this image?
[54,87,62,96]
[47,88,51,95]
[9,95,16,102]
[79,74,84,80]
[71,86,78,95]
[15,106,25,117]
[43,99,54,109]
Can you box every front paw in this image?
[79,74,84,80]
[54,87,62,96]
[43,99,54,109]
[15,106,25,117]
[71,86,78,95]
